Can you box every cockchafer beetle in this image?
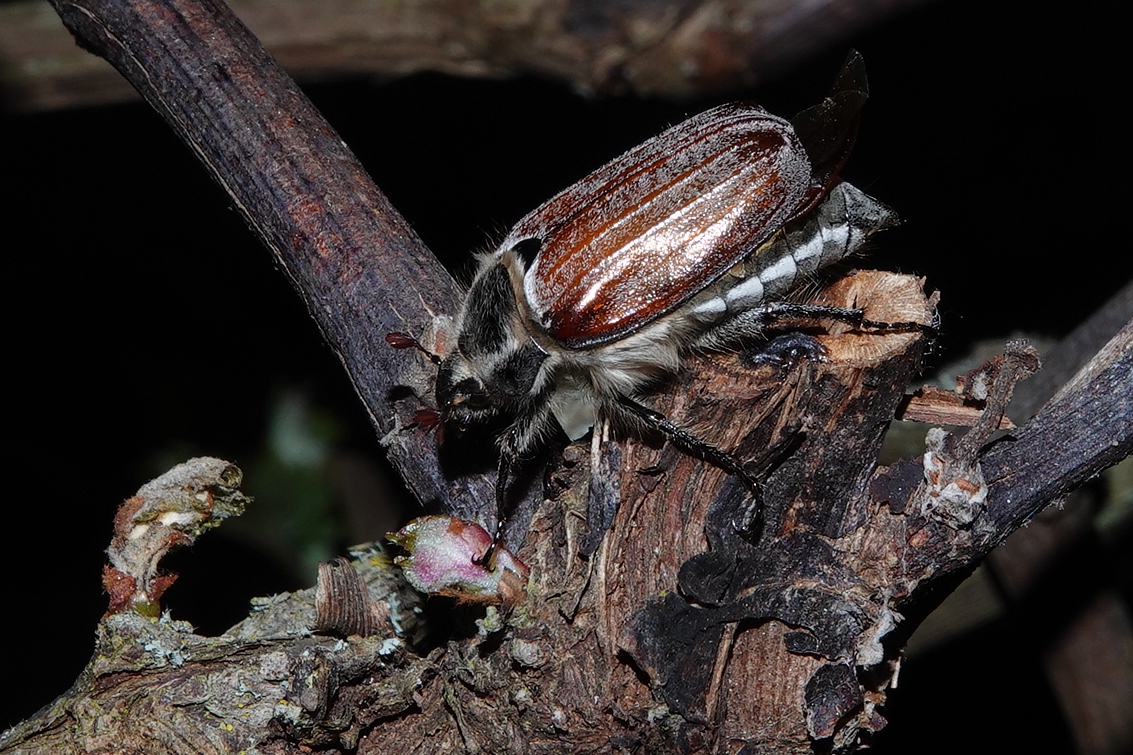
[391,51,911,551]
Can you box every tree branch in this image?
[980,320,1131,545]
[47,0,499,525]
[6,0,936,111]
[11,0,1129,753]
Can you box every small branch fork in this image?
[952,340,1040,462]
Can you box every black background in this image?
[3,0,1127,750]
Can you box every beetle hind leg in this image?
[614,395,762,490]
[701,300,932,351]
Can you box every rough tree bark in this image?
[4,1,1129,753]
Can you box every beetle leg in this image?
[706,301,862,343]
[728,428,805,537]
[476,451,514,568]
[478,397,554,566]
[614,394,781,538]
[614,395,761,490]
[742,331,829,370]
[702,300,930,346]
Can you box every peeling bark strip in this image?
[315,557,389,637]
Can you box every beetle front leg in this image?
[477,398,554,565]
[474,451,515,567]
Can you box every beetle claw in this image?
[743,332,829,371]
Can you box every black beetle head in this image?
[434,256,552,433]
[435,342,549,432]
[435,355,493,431]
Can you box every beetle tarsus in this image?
[858,317,936,335]
[743,332,829,371]
[729,427,806,539]
[731,491,764,537]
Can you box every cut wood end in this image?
[815,271,936,364]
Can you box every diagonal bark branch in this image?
[980,320,1131,545]
[47,0,498,525]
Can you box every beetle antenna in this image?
[385,331,443,366]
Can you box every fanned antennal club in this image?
[385,331,443,365]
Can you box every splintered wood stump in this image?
[365,270,938,754]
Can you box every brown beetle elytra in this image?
[515,104,814,348]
